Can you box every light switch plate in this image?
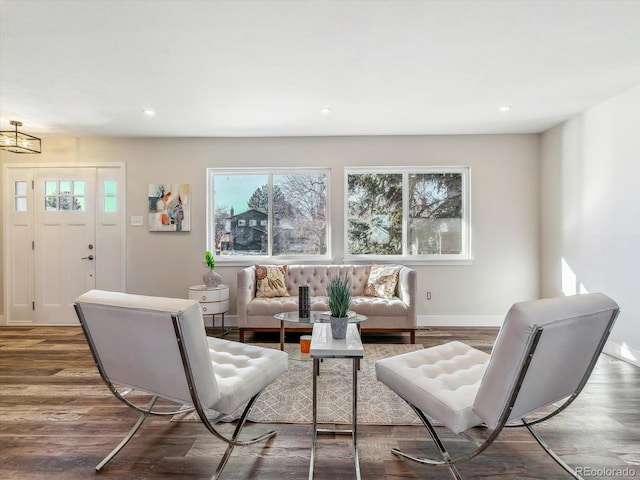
[130,215,144,227]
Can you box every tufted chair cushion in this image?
[206,336,289,413]
[375,341,489,434]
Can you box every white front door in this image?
[34,168,96,324]
[3,164,125,325]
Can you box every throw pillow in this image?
[364,264,402,299]
[255,265,290,298]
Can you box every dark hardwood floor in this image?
[1,326,638,479]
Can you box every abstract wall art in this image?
[148,183,191,232]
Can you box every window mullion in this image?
[268,174,273,257]
[402,172,408,257]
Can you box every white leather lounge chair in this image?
[74,289,288,479]
[375,293,619,480]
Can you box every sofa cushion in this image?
[364,264,402,299]
[255,265,290,298]
[351,295,408,317]
[284,265,370,296]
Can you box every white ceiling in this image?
[1,0,640,138]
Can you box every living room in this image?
[1,1,639,479]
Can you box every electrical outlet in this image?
[130,215,144,227]
[426,291,432,300]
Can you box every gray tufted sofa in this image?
[236,264,417,343]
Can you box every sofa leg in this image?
[239,329,245,343]
[410,330,415,344]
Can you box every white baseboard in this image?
[418,315,503,327]
[603,340,640,367]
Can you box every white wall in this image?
[541,85,640,366]
[1,134,540,325]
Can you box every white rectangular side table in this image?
[188,284,229,337]
[309,323,364,480]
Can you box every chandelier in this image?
[0,120,41,154]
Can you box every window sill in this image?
[342,256,473,266]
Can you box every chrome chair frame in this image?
[384,301,619,480]
[75,303,277,480]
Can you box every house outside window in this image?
[207,168,330,260]
[345,166,471,264]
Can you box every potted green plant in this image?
[326,274,352,339]
[203,250,222,288]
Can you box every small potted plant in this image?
[326,274,352,339]
[203,250,222,288]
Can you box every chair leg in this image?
[392,401,585,480]
[391,404,464,480]
[202,392,277,480]
[95,395,158,471]
[523,420,584,480]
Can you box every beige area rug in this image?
[172,343,423,425]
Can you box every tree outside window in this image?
[44,180,85,211]
[346,167,470,261]
[273,174,327,255]
[208,169,329,258]
[347,173,403,255]
[408,173,463,255]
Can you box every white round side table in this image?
[189,284,229,337]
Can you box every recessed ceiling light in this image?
[143,109,156,117]
[320,107,331,115]
[499,105,512,112]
